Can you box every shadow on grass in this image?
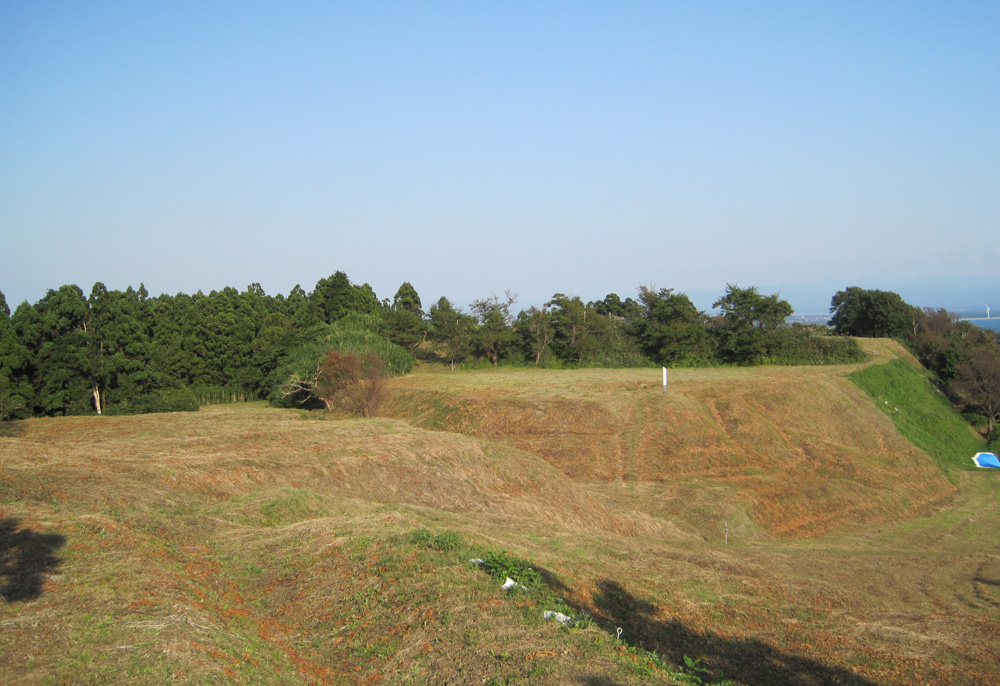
[1,518,65,602]
[0,421,26,438]
[972,573,1000,608]
[568,579,877,686]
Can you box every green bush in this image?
[104,388,199,415]
[270,318,415,408]
[406,528,435,547]
[325,317,415,376]
[580,346,657,369]
[763,326,866,365]
[481,550,542,587]
[430,530,464,551]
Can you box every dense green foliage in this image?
[0,272,415,419]
[713,285,794,365]
[849,359,984,474]
[829,287,918,338]
[268,315,414,410]
[632,287,713,366]
[480,550,543,587]
[759,325,865,365]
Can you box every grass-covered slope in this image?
[849,357,984,476]
[3,350,999,686]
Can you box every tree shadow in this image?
[535,564,570,596]
[0,518,65,602]
[972,574,1000,608]
[567,579,878,686]
[0,421,26,438]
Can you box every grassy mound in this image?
[388,359,957,537]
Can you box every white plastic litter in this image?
[543,611,574,626]
[501,577,523,592]
[470,559,485,566]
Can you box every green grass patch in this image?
[849,358,984,474]
[226,488,334,527]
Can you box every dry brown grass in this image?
[2,344,999,685]
[0,405,685,684]
[1,406,640,531]
[387,341,953,538]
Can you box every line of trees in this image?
[429,284,864,371]
[0,273,409,419]
[1,273,870,420]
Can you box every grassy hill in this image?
[2,340,998,685]
[387,340,963,539]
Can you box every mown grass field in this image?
[2,340,998,685]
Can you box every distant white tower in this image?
[987,305,991,319]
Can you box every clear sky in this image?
[2,1,998,313]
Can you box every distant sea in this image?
[960,317,1000,333]
[787,313,832,326]
[787,312,1000,334]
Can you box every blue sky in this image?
[2,1,998,313]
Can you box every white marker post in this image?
[662,367,668,394]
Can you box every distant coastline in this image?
[962,317,1000,333]
[786,312,1000,334]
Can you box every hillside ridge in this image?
[387,340,964,537]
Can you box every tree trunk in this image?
[92,384,102,415]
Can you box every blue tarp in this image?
[973,452,1000,469]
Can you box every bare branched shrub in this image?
[316,350,389,417]
[278,366,321,406]
[955,347,1000,436]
